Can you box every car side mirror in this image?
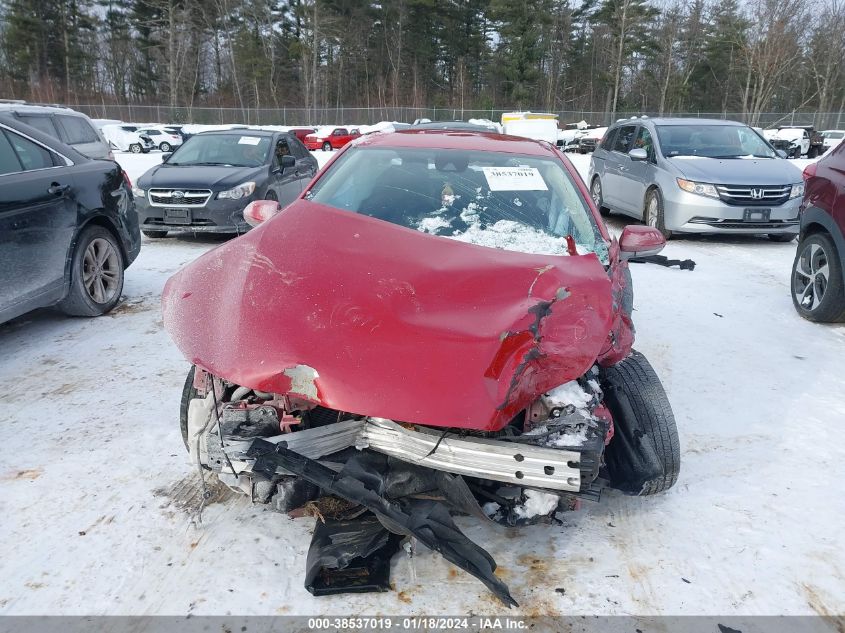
[243,200,282,227]
[281,155,295,169]
[618,225,666,260]
[628,148,648,161]
[776,149,787,159]
[161,152,172,163]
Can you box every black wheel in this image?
[791,232,845,322]
[600,350,680,496]
[792,148,801,159]
[590,177,609,216]
[57,225,124,317]
[322,141,332,151]
[768,233,796,243]
[644,188,672,240]
[142,229,168,238]
[180,365,197,451]
[159,142,172,152]
[129,143,141,154]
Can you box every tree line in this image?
[0,0,843,125]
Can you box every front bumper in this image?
[304,140,324,150]
[219,417,588,493]
[135,194,254,233]
[663,188,801,234]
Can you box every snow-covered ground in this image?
[1,149,844,617]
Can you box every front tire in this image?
[791,232,845,322]
[58,225,125,317]
[159,142,172,152]
[129,143,141,154]
[600,351,680,496]
[590,177,609,216]
[322,141,332,152]
[644,188,672,239]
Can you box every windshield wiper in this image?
[711,154,774,159]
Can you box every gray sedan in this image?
[587,117,804,241]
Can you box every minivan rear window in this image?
[16,115,59,138]
[56,115,99,144]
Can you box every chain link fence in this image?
[70,103,845,130]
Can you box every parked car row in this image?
[2,109,844,331]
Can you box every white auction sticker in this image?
[238,136,262,145]
[482,166,548,191]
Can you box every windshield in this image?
[167,134,270,167]
[656,124,776,159]
[306,146,607,260]
[823,131,844,139]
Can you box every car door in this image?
[0,126,77,318]
[331,128,349,149]
[269,137,302,206]
[288,136,318,187]
[616,125,656,217]
[602,124,637,212]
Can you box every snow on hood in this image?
[162,201,615,431]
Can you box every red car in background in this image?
[303,125,361,151]
[287,127,315,143]
[792,141,845,322]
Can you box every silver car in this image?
[0,102,111,160]
[587,117,804,241]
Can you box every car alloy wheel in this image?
[129,144,141,153]
[82,237,121,304]
[160,142,171,152]
[591,179,602,207]
[322,141,332,151]
[793,241,830,312]
[645,195,659,228]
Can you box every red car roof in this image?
[356,129,559,157]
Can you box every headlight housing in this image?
[131,187,145,197]
[218,181,256,200]
[790,182,804,199]
[677,178,719,199]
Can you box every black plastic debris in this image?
[630,254,696,270]
[248,439,519,607]
[305,514,401,596]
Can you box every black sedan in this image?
[134,129,319,237]
[0,114,141,324]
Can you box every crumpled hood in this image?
[162,201,614,431]
[139,164,265,190]
[670,156,802,185]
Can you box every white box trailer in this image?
[501,112,559,145]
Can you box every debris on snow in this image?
[513,490,560,520]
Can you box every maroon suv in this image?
[792,142,845,322]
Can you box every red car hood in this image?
[162,201,614,431]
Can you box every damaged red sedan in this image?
[162,130,680,607]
